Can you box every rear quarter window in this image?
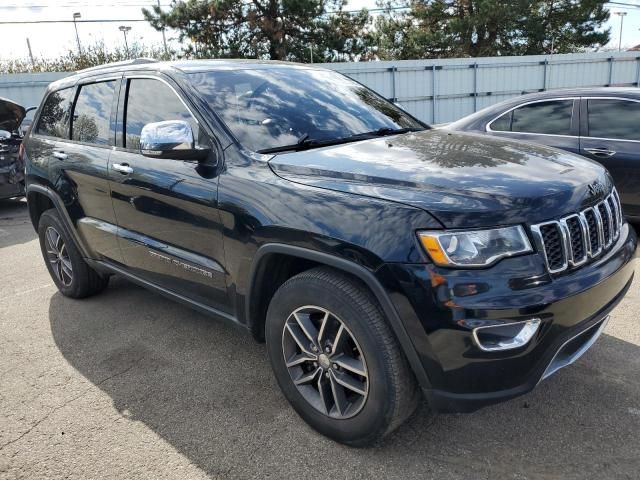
[36,87,75,138]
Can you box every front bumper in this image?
[379,223,637,413]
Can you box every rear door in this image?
[486,98,580,155]
[108,74,228,312]
[29,80,123,262]
[579,97,640,219]
[49,77,123,262]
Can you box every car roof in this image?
[508,86,640,100]
[448,86,640,129]
[46,58,325,92]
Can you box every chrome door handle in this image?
[584,147,616,157]
[112,163,133,174]
[52,151,67,160]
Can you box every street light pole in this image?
[614,11,627,52]
[72,12,82,55]
[119,26,132,59]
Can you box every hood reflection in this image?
[270,129,609,228]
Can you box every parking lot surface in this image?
[0,198,639,480]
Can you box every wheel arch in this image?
[26,183,90,258]
[246,243,432,390]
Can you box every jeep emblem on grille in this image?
[587,181,606,197]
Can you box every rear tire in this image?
[38,209,109,298]
[265,266,418,446]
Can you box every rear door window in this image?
[36,87,75,138]
[587,99,640,141]
[491,100,573,135]
[71,81,116,145]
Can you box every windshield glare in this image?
[188,67,425,152]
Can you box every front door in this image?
[108,75,229,312]
[579,97,640,219]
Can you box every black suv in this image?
[23,59,637,446]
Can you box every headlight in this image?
[417,226,532,267]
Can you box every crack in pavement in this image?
[0,355,145,451]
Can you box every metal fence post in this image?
[473,62,478,112]
[390,66,397,102]
[542,59,548,90]
[432,65,437,123]
[636,57,640,87]
[608,56,614,86]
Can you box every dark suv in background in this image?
[23,60,637,446]
[447,88,640,222]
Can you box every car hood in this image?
[0,97,26,132]
[268,129,611,228]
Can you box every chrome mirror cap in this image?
[140,120,194,154]
[139,120,211,162]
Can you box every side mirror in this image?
[140,120,210,161]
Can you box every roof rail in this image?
[76,58,158,74]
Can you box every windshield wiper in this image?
[256,127,424,155]
[257,133,335,154]
[351,127,424,138]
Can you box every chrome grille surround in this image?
[531,188,623,274]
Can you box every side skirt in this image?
[88,259,247,332]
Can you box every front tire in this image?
[38,209,109,298]
[266,267,418,446]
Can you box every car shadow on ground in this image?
[0,198,35,248]
[48,276,640,479]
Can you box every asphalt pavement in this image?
[1,197,639,479]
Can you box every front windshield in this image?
[188,67,426,152]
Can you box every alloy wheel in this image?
[282,305,369,419]
[44,226,73,287]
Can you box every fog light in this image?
[472,318,541,352]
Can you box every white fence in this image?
[0,72,69,109]
[1,51,639,124]
[324,51,640,123]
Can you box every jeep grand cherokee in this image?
[23,59,637,446]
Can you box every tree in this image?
[375,0,611,59]
[142,0,374,62]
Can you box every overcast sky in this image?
[0,0,639,61]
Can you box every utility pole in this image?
[119,26,132,59]
[26,38,35,68]
[72,12,82,54]
[158,0,168,56]
[309,45,313,63]
[614,11,627,52]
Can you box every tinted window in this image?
[71,81,115,145]
[124,78,198,149]
[36,87,74,138]
[188,68,425,152]
[587,99,640,141]
[503,100,573,135]
[490,111,512,131]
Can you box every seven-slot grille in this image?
[531,188,623,274]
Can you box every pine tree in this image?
[143,0,374,62]
[375,0,611,59]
